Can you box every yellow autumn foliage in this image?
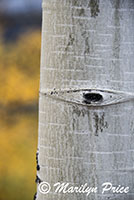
[0,113,37,200]
[0,30,41,105]
[0,29,41,200]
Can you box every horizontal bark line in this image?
[39,88,134,107]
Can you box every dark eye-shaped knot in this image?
[83,92,103,104]
[40,88,134,107]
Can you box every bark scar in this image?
[40,88,134,107]
[33,192,37,200]
[88,0,100,18]
[35,175,42,184]
[36,150,40,171]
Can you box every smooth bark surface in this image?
[37,0,134,199]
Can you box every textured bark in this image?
[37,0,134,199]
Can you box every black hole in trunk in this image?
[83,93,103,104]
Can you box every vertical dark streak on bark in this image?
[89,0,100,18]
[93,112,108,136]
[113,0,120,59]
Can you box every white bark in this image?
[37,0,134,199]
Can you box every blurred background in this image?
[0,0,42,199]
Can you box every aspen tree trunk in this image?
[36,0,134,199]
